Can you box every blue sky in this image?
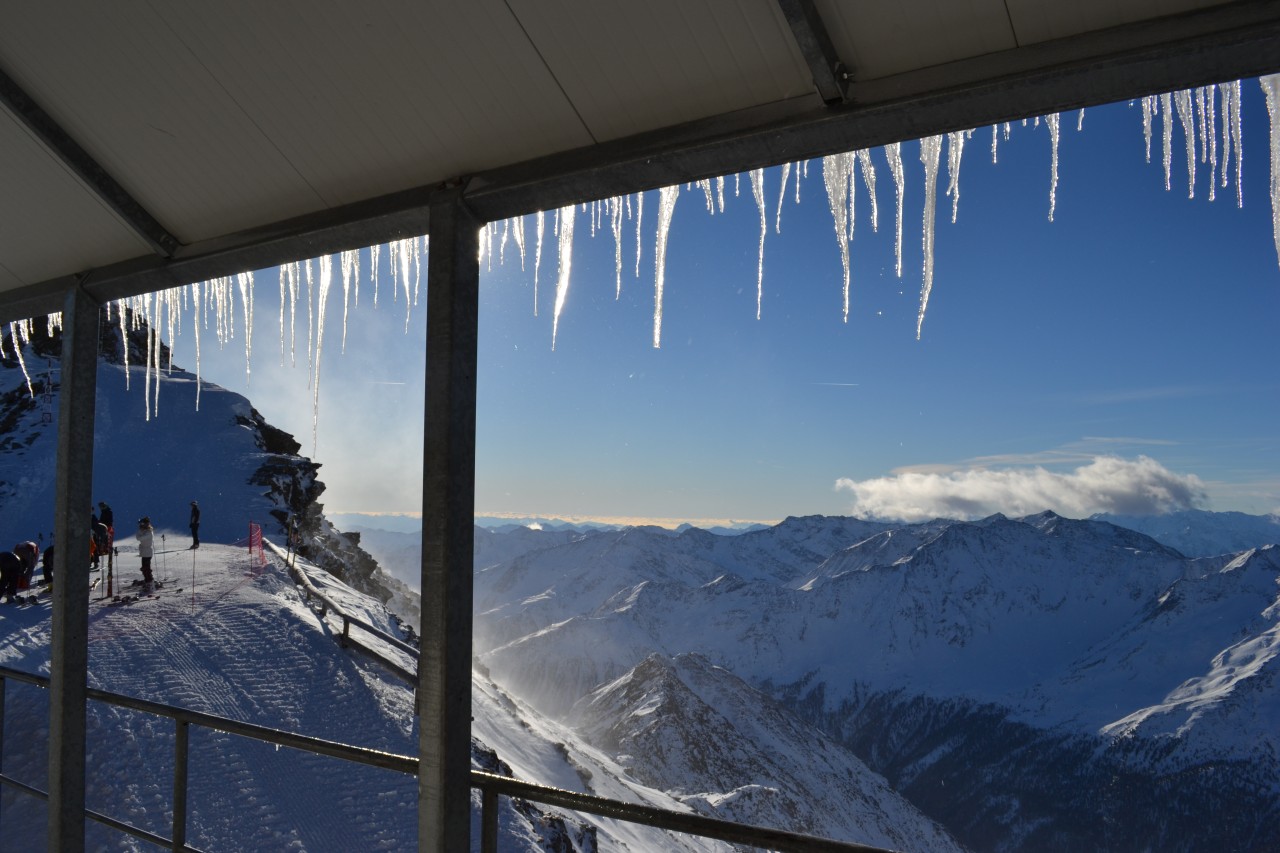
[174,82,1280,526]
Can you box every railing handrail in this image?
[0,664,896,853]
[267,540,419,682]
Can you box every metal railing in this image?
[276,544,419,684]
[0,665,894,852]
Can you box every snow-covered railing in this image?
[0,665,892,853]
[271,541,419,685]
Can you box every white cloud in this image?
[835,456,1207,522]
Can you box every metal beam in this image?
[777,0,848,105]
[48,284,99,853]
[0,67,181,259]
[418,190,479,853]
[1,1,1279,322]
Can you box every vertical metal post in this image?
[50,285,99,853]
[419,192,479,853]
[0,675,6,836]
[481,788,499,853]
[172,720,189,851]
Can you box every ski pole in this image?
[162,534,167,579]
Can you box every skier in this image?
[98,501,115,547]
[135,517,155,586]
[0,548,22,602]
[42,543,54,589]
[13,541,38,590]
[189,500,201,549]
[91,520,109,569]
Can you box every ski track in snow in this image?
[0,544,418,852]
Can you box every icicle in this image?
[775,163,791,234]
[1161,92,1174,191]
[750,168,767,319]
[237,271,254,386]
[1046,112,1061,222]
[1261,74,1280,271]
[823,153,854,322]
[513,215,527,270]
[634,191,644,279]
[1205,84,1219,201]
[1196,87,1209,165]
[918,136,943,339]
[611,197,624,298]
[699,179,715,213]
[305,259,315,387]
[1174,89,1196,198]
[1077,109,1085,132]
[550,205,575,350]
[278,270,287,365]
[945,130,967,224]
[1141,95,1157,163]
[192,283,201,410]
[499,218,510,267]
[652,185,680,348]
[716,176,725,212]
[858,149,878,232]
[311,254,332,455]
[142,293,152,421]
[991,124,1000,164]
[286,262,300,367]
[370,243,381,307]
[885,142,905,277]
[120,305,130,390]
[796,160,805,204]
[534,210,545,316]
[8,322,33,397]
[1231,80,1244,207]
[340,249,359,352]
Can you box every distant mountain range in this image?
[475,512,1280,851]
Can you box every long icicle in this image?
[750,168,767,319]
[918,136,944,339]
[823,153,854,322]
[1261,74,1280,270]
[653,185,680,348]
[886,142,905,277]
[551,205,575,350]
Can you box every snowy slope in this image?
[570,653,965,852]
[1,542,762,852]
[476,512,1280,851]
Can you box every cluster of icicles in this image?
[5,77,1279,454]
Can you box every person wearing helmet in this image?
[136,517,155,586]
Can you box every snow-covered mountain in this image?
[1094,508,1280,557]
[476,512,1280,851]
[0,312,399,606]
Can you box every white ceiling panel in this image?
[508,0,816,142]
[0,111,152,289]
[822,0,1016,80]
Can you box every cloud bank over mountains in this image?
[835,455,1206,521]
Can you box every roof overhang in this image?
[2,0,1279,322]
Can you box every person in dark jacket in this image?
[0,550,23,601]
[189,500,201,549]
[42,544,54,588]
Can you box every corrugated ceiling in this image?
[0,0,1276,319]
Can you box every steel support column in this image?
[49,285,99,853]
[418,191,479,852]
